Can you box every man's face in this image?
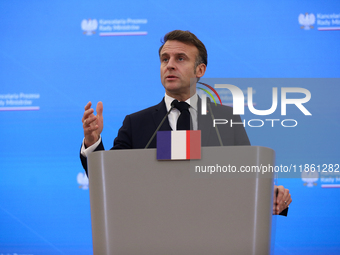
[160,40,206,101]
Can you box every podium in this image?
[87,146,275,255]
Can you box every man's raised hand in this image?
[82,101,103,147]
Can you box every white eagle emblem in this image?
[298,13,315,30]
[77,172,89,189]
[301,169,318,187]
[81,19,98,35]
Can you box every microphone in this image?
[144,100,178,149]
[206,97,223,146]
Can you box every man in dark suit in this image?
[80,30,291,215]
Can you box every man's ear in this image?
[196,63,207,78]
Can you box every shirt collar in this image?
[164,93,198,112]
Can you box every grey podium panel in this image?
[88,146,275,255]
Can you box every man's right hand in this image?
[82,101,103,147]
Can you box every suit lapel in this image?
[152,98,172,131]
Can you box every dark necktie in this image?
[172,100,191,130]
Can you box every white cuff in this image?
[80,136,102,158]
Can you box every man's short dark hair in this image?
[159,30,208,68]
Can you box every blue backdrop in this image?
[1,1,339,254]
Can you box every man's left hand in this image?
[273,185,292,215]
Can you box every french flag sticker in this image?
[157,130,201,160]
